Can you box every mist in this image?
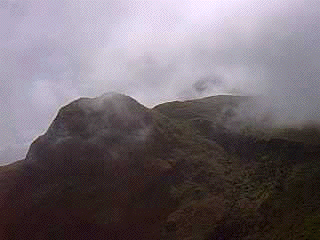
[1,0,320,164]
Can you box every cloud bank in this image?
[1,0,320,164]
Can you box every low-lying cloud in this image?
[1,0,320,164]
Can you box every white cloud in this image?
[30,79,58,109]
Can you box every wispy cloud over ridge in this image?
[1,0,320,163]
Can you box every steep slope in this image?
[0,93,231,240]
[24,92,153,175]
[0,93,164,239]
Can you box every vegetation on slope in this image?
[1,94,320,239]
[154,95,320,239]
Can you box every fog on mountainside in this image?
[1,0,320,165]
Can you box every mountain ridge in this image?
[1,92,320,239]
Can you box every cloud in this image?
[0,0,29,43]
[30,79,56,105]
[193,75,223,93]
[1,0,320,164]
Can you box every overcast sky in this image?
[1,0,320,164]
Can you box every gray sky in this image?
[1,0,320,164]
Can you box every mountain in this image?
[0,93,320,239]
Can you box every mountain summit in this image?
[24,93,153,176]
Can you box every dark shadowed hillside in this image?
[0,93,320,239]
